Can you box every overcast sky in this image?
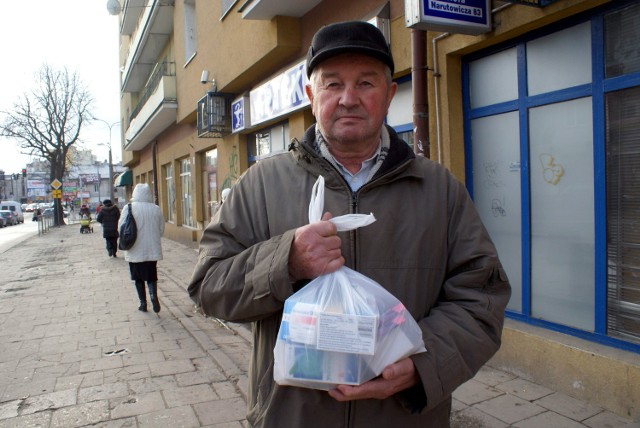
[0,0,121,174]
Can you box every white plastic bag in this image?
[274,176,426,390]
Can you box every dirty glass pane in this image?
[527,22,591,96]
[469,47,518,108]
[471,111,522,312]
[529,97,594,330]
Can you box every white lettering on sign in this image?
[250,61,310,126]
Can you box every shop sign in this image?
[27,180,46,190]
[63,181,78,192]
[79,173,100,184]
[405,0,491,35]
[250,60,310,127]
[231,96,250,133]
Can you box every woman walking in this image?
[119,183,165,313]
[96,199,120,257]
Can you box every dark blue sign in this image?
[232,98,245,133]
[405,0,491,35]
[423,0,487,25]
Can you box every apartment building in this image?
[114,0,639,421]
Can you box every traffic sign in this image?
[51,179,62,190]
[52,189,62,199]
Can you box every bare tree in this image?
[0,64,93,226]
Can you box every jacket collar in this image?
[291,124,420,187]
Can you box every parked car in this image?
[0,216,6,228]
[0,210,17,226]
[42,208,69,218]
[0,201,24,223]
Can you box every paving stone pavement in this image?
[0,222,636,427]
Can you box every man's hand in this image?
[289,212,344,281]
[328,357,419,401]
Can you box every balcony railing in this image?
[130,60,176,123]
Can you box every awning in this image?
[114,170,133,187]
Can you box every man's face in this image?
[306,53,397,149]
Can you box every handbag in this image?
[118,203,137,250]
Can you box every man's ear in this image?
[305,84,315,114]
[305,85,313,101]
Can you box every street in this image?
[0,214,38,254]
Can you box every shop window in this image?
[529,98,595,330]
[606,86,640,342]
[471,111,523,313]
[247,122,289,166]
[470,25,594,331]
[469,47,518,108]
[202,148,218,222]
[526,22,591,96]
[164,163,175,223]
[465,1,640,349]
[180,158,194,228]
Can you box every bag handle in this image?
[308,175,376,232]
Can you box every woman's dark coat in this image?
[96,203,120,238]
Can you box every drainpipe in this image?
[431,32,450,165]
[411,29,429,157]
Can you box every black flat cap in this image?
[306,21,394,78]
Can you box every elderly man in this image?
[189,21,510,428]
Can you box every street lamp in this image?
[95,119,121,202]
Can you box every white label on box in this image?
[316,313,377,355]
[286,303,318,345]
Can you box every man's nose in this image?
[338,86,359,107]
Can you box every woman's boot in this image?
[135,280,147,312]
[148,282,161,313]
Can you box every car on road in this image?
[42,208,70,218]
[0,210,17,226]
[0,201,24,223]
[0,216,6,228]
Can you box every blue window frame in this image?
[462,0,640,353]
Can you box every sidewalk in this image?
[0,224,636,427]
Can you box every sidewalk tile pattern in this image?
[0,223,636,427]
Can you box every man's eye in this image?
[358,81,373,88]
[324,82,341,89]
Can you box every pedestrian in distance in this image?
[79,204,90,218]
[96,199,120,257]
[188,21,511,428]
[119,183,165,313]
[32,207,42,222]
